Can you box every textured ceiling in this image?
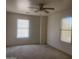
[6,0,72,16]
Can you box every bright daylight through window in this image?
[61,16,72,43]
[17,19,29,38]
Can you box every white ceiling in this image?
[6,0,72,16]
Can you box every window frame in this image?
[60,16,72,43]
[17,19,30,39]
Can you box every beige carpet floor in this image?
[6,45,72,59]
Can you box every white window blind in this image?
[17,19,29,38]
[61,16,72,43]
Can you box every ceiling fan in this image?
[32,3,55,13]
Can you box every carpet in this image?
[6,45,72,59]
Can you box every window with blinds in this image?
[61,16,72,43]
[17,19,29,38]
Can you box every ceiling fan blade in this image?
[44,8,55,10]
[44,10,49,13]
[34,9,41,12]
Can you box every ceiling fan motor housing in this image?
[39,3,44,10]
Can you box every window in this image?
[17,19,29,38]
[61,16,72,43]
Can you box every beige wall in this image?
[6,12,47,46]
[47,9,72,55]
[40,16,47,44]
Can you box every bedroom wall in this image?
[47,9,72,55]
[6,12,47,46]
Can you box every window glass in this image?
[17,19,29,38]
[61,16,72,43]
